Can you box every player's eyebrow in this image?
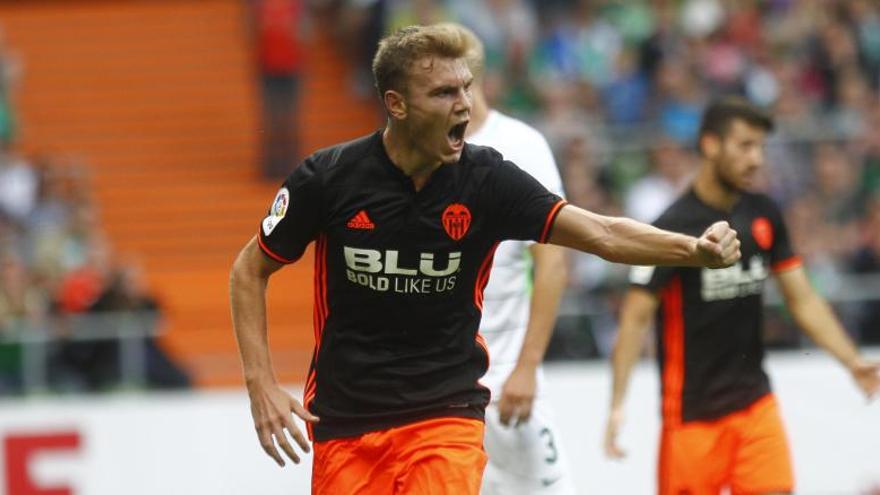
[429,78,473,96]
[429,84,460,96]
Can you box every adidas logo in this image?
[347,210,375,230]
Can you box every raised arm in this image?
[230,236,319,467]
[775,266,880,400]
[547,205,740,268]
[604,288,659,459]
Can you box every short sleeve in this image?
[628,264,677,292]
[763,198,801,272]
[257,157,323,263]
[485,160,565,243]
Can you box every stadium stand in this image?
[0,0,377,386]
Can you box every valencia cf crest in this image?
[752,217,774,250]
[442,203,471,241]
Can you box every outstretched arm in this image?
[604,288,659,459]
[497,243,567,426]
[776,266,880,400]
[230,236,319,467]
[547,205,740,268]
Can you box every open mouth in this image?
[447,121,468,149]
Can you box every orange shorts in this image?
[658,394,794,495]
[312,417,487,495]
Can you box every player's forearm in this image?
[595,216,700,266]
[789,291,861,370]
[515,245,567,368]
[549,206,699,267]
[610,293,655,409]
[230,252,278,385]
[610,327,645,409]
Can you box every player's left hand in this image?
[498,365,538,427]
[849,359,880,401]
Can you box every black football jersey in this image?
[258,131,565,440]
[629,189,800,425]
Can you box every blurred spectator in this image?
[0,149,37,226]
[50,249,191,391]
[850,195,880,344]
[387,0,448,32]
[0,254,47,394]
[449,0,538,76]
[87,264,191,390]
[48,234,113,391]
[602,47,649,126]
[532,79,606,158]
[679,0,724,38]
[811,142,864,256]
[845,0,880,86]
[653,54,705,145]
[830,66,871,136]
[336,0,386,98]
[252,0,307,178]
[624,137,695,223]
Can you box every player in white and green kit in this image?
[448,23,577,495]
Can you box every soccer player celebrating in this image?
[604,97,880,495]
[440,22,577,495]
[230,24,740,495]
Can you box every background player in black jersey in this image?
[230,25,741,495]
[604,97,880,495]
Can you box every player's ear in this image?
[384,90,407,120]
[700,133,721,159]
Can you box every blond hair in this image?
[372,24,472,97]
[433,22,484,79]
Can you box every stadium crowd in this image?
[0,29,190,394]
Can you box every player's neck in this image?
[693,163,740,212]
[464,89,490,138]
[382,126,442,190]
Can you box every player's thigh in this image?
[730,395,794,495]
[658,421,735,495]
[482,401,576,495]
[312,431,395,495]
[394,417,487,495]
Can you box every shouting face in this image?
[391,56,473,165]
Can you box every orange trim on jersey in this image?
[304,369,317,412]
[257,233,298,264]
[473,241,500,311]
[539,200,567,243]
[475,332,490,372]
[305,234,328,440]
[772,256,802,273]
[661,276,685,426]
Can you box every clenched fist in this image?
[695,221,741,268]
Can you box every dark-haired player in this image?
[604,97,880,495]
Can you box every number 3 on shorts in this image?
[539,427,558,464]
